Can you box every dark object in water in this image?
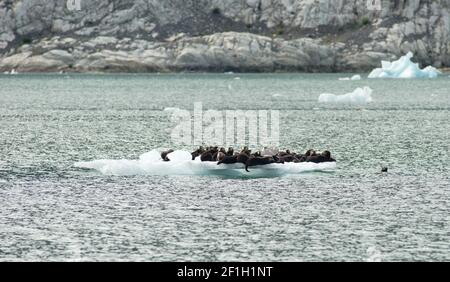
[381,167,388,173]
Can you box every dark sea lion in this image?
[245,156,276,172]
[305,149,316,157]
[213,148,226,161]
[217,155,238,165]
[201,146,219,162]
[279,154,295,163]
[236,152,250,164]
[272,155,285,164]
[161,149,174,162]
[240,146,252,155]
[292,154,303,163]
[252,151,262,157]
[321,150,336,162]
[226,147,234,156]
[200,151,213,162]
[306,150,336,163]
[278,149,291,157]
[191,146,205,160]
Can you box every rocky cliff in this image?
[1,0,449,72]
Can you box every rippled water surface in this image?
[0,73,449,261]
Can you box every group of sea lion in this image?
[161,146,336,172]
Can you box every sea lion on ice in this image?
[245,156,276,172]
[161,149,174,162]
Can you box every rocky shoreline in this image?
[1,0,449,73]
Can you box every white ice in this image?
[339,75,361,81]
[318,86,373,104]
[163,107,182,112]
[368,52,441,78]
[74,150,336,177]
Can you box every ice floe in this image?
[368,52,440,78]
[74,150,336,178]
[163,107,182,112]
[339,75,361,81]
[318,86,373,104]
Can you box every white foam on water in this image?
[318,86,373,104]
[368,52,441,78]
[74,150,336,177]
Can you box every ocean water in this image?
[0,73,449,261]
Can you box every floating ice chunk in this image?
[261,147,279,157]
[368,52,441,78]
[139,150,161,162]
[74,150,336,178]
[3,69,18,75]
[163,107,181,112]
[339,75,361,81]
[318,86,373,104]
[166,150,192,162]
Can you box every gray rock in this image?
[0,0,449,72]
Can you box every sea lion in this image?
[226,147,234,156]
[240,146,252,155]
[296,149,315,162]
[236,152,250,164]
[252,151,262,157]
[245,156,276,172]
[321,150,336,162]
[278,149,291,157]
[213,148,226,161]
[191,146,205,160]
[161,149,174,162]
[200,151,213,162]
[201,146,219,162]
[306,150,335,163]
[278,153,295,163]
[217,155,238,165]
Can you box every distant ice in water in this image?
[339,75,361,81]
[163,107,181,112]
[368,52,440,78]
[3,69,18,75]
[318,86,373,104]
[74,150,336,178]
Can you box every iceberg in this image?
[339,75,361,81]
[318,86,373,104]
[74,150,336,178]
[163,107,182,112]
[368,52,441,78]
